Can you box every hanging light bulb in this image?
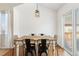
[34,3,40,17]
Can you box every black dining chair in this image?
[25,39,36,56]
[40,34,44,36]
[38,39,48,56]
[31,34,35,36]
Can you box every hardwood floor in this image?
[48,45,64,56]
[0,48,14,56]
[0,45,64,56]
[13,45,64,56]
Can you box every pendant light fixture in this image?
[34,3,40,17]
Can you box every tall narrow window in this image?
[0,11,11,48]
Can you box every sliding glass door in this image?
[75,9,79,55]
[63,11,73,55]
[63,9,79,56]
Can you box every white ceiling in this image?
[39,3,65,11]
[0,3,22,7]
[0,3,65,11]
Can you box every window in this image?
[0,10,11,48]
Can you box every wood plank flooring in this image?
[0,48,14,56]
[0,45,64,56]
[13,45,64,56]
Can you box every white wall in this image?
[14,3,57,36]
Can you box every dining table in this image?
[14,35,57,56]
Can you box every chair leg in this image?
[27,52,33,56]
[40,51,48,56]
[25,50,33,56]
[38,51,41,56]
[32,50,36,56]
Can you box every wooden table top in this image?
[14,35,57,41]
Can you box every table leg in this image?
[16,41,19,56]
[35,40,38,56]
[53,41,56,56]
[51,40,53,56]
[55,40,58,56]
[22,41,25,56]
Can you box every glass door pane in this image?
[75,9,79,55]
[63,11,73,55]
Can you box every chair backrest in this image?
[41,39,46,47]
[40,34,44,36]
[25,39,31,48]
[31,34,34,36]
